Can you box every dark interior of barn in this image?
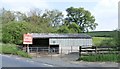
[30,38,59,54]
[32,38,49,47]
[50,45,59,54]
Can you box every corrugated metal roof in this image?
[31,33,92,39]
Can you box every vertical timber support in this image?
[71,46,72,53]
[95,46,97,54]
[79,46,82,60]
[60,48,62,58]
[27,44,30,54]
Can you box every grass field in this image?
[0,43,1,53]
[92,37,113,46]
[0,33,1,42]
[0,22,2,42]
[85,31,116,37]
[78,37,119,62]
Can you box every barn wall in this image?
[49,38,92,54]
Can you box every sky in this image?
[1,0,119,31]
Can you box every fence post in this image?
[30,47,32,53]
[48,46,50,54]
[79,46,81,59]
[95,46,97,54]
[36,47,38,58]
[71,46,72,53]
[60,48,62,58]
[50,49,52,59]
[29,47,31,53]
[53,48,55,53]
[68,50,70,54]
[27,44,30,54]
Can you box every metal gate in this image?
[29,47,59,54]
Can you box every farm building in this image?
[27,33,92,54]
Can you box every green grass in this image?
[85,31,116,37]
[78,54,120,62]
[1,43,31,58]
[0,43,1,53]
[77,37,119,62]
[2,44,18,54]
[0,32,1,40]
[92,37,114,46]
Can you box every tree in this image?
[26,8,42,24]
[68,22,81,33]
[22,8,54,33]
[56,26,70,33]
[56,22,81,33]
[2,21,41,44]
[1,8,15,24]
[42,9,64,28]
[65,7,98,32]
[14,11,27,22]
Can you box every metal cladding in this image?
[30,33,92,54]
[31,33,92,39]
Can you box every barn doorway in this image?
[32,38,49,47]
[50,45,59,54]
[29,38,49,54]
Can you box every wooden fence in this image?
[79,46,120,56]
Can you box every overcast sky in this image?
[1,0,119,31]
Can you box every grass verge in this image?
[77,54,120,62]
[1,43,31,58]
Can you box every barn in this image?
[27,33,92,54]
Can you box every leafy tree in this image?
[42,9,64,28]
[2,21,41,44]
[68,22,81,33]
[1,8,15,24]
[65,7,98,32]
[26,8,42,24]
[56,22,81,33]
[14,11,27,22]
[56,26,70,33]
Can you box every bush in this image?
[2,21,41,44]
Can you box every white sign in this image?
[23,34,32,44]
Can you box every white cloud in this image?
[92,0,119,31]
[62,11,67,18]
[1,0,49,12]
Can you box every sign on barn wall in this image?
[23,33,33,44]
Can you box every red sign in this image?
[23,34,32,44]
